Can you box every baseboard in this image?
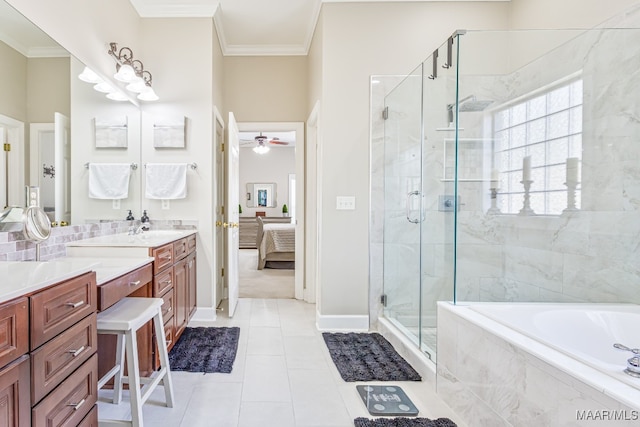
[316,311,369,331]
[190,307,217,323]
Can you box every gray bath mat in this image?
[357,385,419,416]
[354,417,457,427]
[168,327,240,373]
[322,332,421,382]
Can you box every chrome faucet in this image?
[127,224,147,235]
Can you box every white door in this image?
[214,109,225,310]
[54,113,70,223]
[226,112,240,316]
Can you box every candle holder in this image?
[487,186,501,214]
[519,180,535,215]
[563,180,580,213]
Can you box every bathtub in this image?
[437,302,640,425]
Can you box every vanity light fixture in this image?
[78,67,103,84]
[108,42,159,101]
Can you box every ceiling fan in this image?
[239,132,292,152]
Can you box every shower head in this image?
[458,95,493,112]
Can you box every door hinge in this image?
[221,206,225,215]
[221,143,225,152]
[221,268,224,277]
[3,143,10,152]
[380,294,387,307]
[382,106,389,120]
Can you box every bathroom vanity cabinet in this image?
[0,269,98,427]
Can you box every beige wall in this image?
[139,18,216,310]
[509,0,640,29]
[27,57,70,122]
[0,41,27,121]
[223,56,308,122]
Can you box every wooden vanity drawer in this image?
[187,234,196,254]
[154,268,174,296]
[97,264,152,311]
[30,272,97,350]
[160,288,174,323]
[32,354,97,427]
[30,314,97,404]
[173,237,188,261]
[151,244,173,274]
[0,296,29,369]
[0,354,30,427]
[77,404,97,427]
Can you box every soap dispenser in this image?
[126,210,134,221]
[141,210,150,230]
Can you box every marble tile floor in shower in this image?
[97,298,466,427]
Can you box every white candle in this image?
[491,168,499,187]
[522,156,532,181]
[566,157,579,183]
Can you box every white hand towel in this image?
[88,163,131,199]
[145,163,188,200]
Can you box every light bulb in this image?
[137,87,159,101]
[78,67,103,84]
[114,64,137,83]
[93,82,113,93]
[253,145,270,154]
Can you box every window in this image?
[494,79,582,215]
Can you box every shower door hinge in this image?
[380,294,387,307]
[382,107,389,120]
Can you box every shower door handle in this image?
[406,190,421,224]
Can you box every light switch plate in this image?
[162,199,170,210]
[112,199,120,209]
[336,196,356,210]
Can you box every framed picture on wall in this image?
[94,116,128,148]
[153,116,187,148]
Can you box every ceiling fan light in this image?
[253,144,270,154]
[78,67,103,84]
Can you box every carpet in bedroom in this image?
[239,248,294,298]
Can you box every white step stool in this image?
[97,297,174,427]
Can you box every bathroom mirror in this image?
[0,0,142,225]
[246,183,277,208]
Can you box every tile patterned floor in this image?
[97,298,465,427]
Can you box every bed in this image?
[256,216,295,270]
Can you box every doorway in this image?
[237,121,305,300]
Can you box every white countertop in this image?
[65,229,196,248]
[0,256,154,304]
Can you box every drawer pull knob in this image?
[68,346,85,357]
[65,301,84,308]
[167,306,172,312]
[163,280,172,286]
[67,398,86,411]
[130,280,141,286]
[159,254,172,260]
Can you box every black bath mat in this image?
[168,327,240,373]
[322,332,421,382]
[354,417,457,427]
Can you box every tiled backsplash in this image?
[0,220,197,261]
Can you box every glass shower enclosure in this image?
[378,24,640,363]
[382,37,459,362]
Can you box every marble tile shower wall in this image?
[0,219,197,261]
[454,26,640,305]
